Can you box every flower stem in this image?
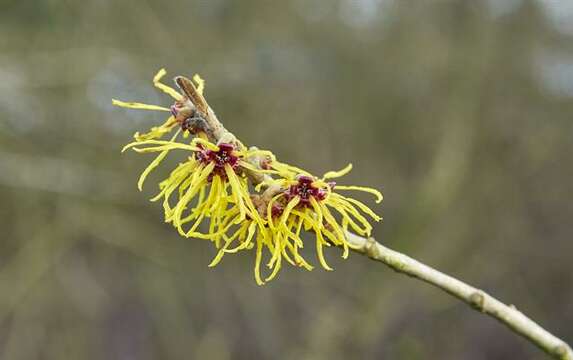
[345,231,573,360]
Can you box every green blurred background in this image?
[1,0,572,359]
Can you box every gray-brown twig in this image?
[345,232,573,360]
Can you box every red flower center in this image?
[270,177,336,219]
[285,175,328,208]
[196,143,240,181]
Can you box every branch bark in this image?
[173,74,573,360]
[345,231,573,360]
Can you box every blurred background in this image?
[1,0,572,359]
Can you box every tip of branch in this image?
[174,76,208,115]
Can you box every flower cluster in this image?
[256,164,382,281]
[114,69,382,284]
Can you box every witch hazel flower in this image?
[115,69,383,285]
[124,135,272,244]
[259,163,382,276]
[114,69,270,244]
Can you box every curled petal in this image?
[153,68,183,100]
[322,163,353,180]
[333,185,383,203]
[134,130,180,191]
[193,74,205,95]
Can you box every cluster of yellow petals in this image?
[114,69,383,285]
[249,163,382,284]
[123,137,266,239]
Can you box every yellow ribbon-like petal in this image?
[193,74,205,95]
[322,163,353,179]
[153,68,183,100]
[333,185,383,203]
[112,99,170,112]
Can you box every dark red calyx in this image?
[284,175,327,208]
[195,143,240,181]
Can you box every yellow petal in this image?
[135,130,180,190]
[192,137,220,151]
[137,150,169,191]
[254,241,265,286]
[331,193,381,222]
[153,68,167,83]
[193,74,205,95]
[153,68,183,100]
[315,231,333,271]
[323,163,353,179]
[112,99,170,112]
[334,185,383,203]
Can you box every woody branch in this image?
[174,75,573,360]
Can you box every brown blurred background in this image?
[1,0,572,359]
